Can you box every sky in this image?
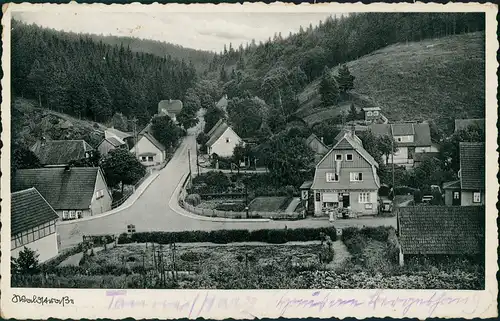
[13,11,336,52]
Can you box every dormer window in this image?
[335,154,342,161]
[326,173,339,182]
[346,154,353,161]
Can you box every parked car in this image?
[378,197,393,213]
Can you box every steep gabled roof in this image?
[105,128,133,141]
[99,136,125,148]
[142,133,166,152]
[369,123,431,147]
[399,205,485,255]
[31,140,94,166]
[306,133,328,153]
[206,122,231,147]
[321,132,378,169]
[13,167,102,210]
[216,95,228,110]
[207,119,225,137]
[11,188,59,235]
[459,142,485,190]
[455,118,485,133]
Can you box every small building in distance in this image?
[97,136,128,157]
[454,118,485,133]
[206,120,244,158]
[105,127,135,149]
[13,167,112,220]
[31,138,95,167]
[362,107,382,123]
[158,99,183,123]
[443,142,485,206]
[11,187,60,262]
[216,94,228,113]
[132,123,167,166]
[397,205,485,266]
[310,130,380,217]
[306,133,330,161]
[369,122,437,168]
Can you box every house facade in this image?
[362,107,382,122]
[369,122,437,168]
[13,167,112,220]
[310,132,380,216]
[31,139,95,167]
[97,136,128,156]
[130,133,166,166]
[206,121,243,158]
[11,188,60,262]
[443,142,485,206]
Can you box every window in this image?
[326,173,339,182]
[346,154,353,161]
[11,237,16,250]
[366,111,372,116]
[96,190,104,199]
[49,223,55,234]
[453,192,460,200]
[147,156,153,162]
[62,211,69,219]
[226,138,230,143]
[76,210,83,218]
[350,172,363,182]
[22,234,28,244]
[359,192,371,203]
[140,156,147,162]
[473,192,481,203]
[373,111,379,116]
[315,192,321,202]
[335,154,342,161]
[69,210,76,219]
[28,232,34,243]
[44,224,50,236]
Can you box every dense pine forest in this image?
[208,13,485,106]
[11,20,199,125]
[11,12,484,131]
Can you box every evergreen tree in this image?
[335,64,355,93]
[319,66,339,107]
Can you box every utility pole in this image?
[130,117,139,158]
[188,149,192,186]
[391,139,395,190]
[195,143,200,176]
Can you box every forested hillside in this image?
[89,34,213,72]
[204,13,484,129]
[11,20,198,125]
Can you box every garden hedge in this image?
[117,226,337,245]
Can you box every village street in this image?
[56,117,396,250]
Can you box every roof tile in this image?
[11,188,59,235]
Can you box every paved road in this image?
[56,116,396,251]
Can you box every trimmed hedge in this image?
[117,226,337,245]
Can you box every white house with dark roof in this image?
[206,120,243,158]
[306,133,329,157]
[369,122,437,168]
[132,123,167,166]
[443,142,485,206]
[11,188,60,262]
[31,139,95,167]
[13,167,112,220]
[310,131,380,216]
[97,136,128,156]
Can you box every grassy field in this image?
[297,32,485,133]
[248,196,289,212]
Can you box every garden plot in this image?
[248,196,290,212]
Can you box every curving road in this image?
[57,117,395,250]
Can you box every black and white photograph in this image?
[1,2,498,320]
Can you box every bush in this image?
[214,202,246,212]
[185,194,202,206]
[117,227,338,245]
